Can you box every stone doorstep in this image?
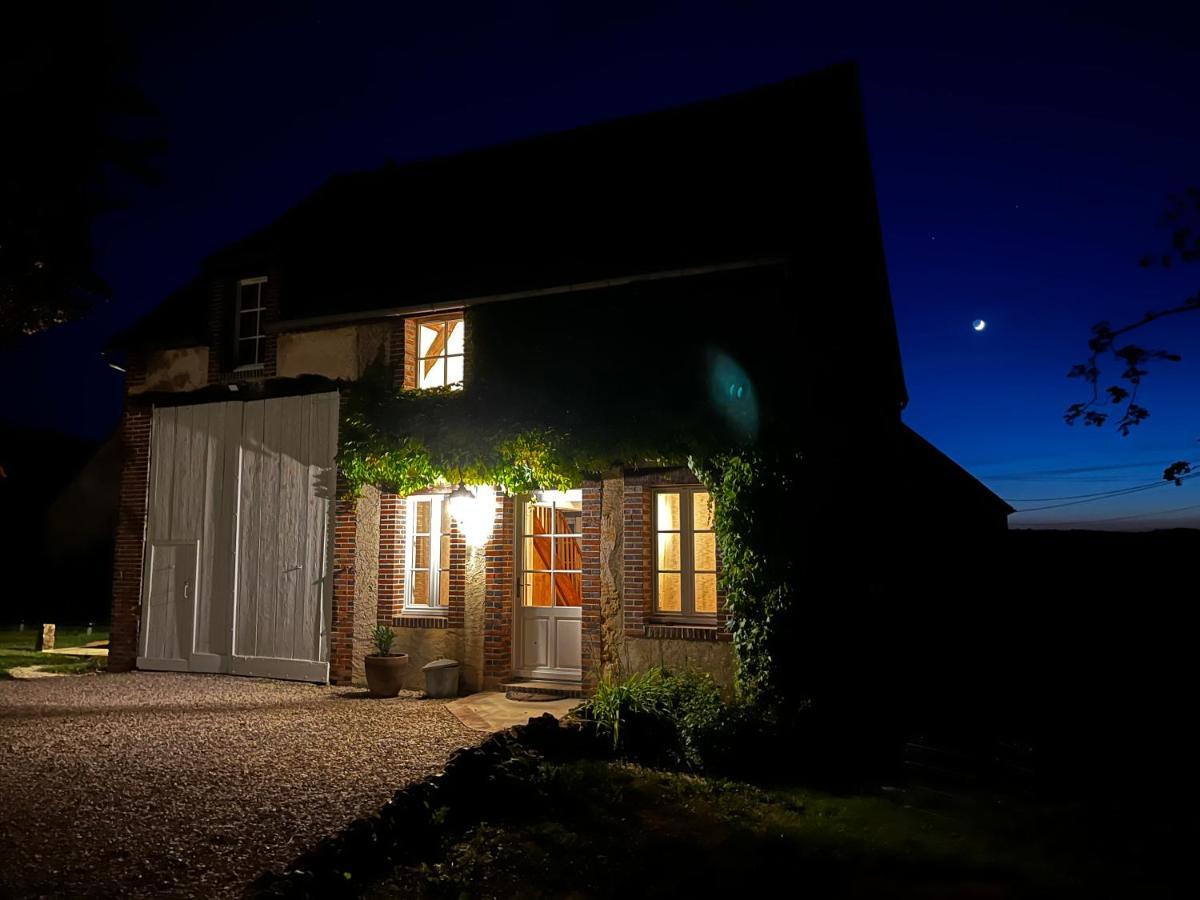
[501,679,586,701]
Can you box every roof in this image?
[112,63,907,408]
[899,424,1014,518]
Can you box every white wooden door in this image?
[138,393,338,682]
[515,491,583,681]
[231,393,337,680]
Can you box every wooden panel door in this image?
[515,492,583,681]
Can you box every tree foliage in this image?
[0,4,162,340]
[1066,188,1200,481]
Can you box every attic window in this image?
[234,277,267,369]
[417,315,464,389]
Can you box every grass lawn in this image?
[365,759,1176,899]
[0,627,108,678]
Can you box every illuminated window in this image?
[519,490,582,608]
[417,315,465,389]
[404,495,451,612]
[234,277,267,369]
[654,488,717,618]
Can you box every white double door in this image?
[514,491,583,681]
[138,393,339,682]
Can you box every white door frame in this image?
[512,492,583,682]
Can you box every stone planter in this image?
[364,654,410,698]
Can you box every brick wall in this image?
[580,482,603,686]
[330,477,357,685]
[390,317,417,391]
[378,491,402,623]
[108,403,153,671]
[447,519,466,629]
[483,493,514,680]
[622,483,652,637]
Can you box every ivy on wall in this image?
[337,365,804,703]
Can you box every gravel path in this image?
[0,672,481,898]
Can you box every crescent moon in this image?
[972,319,986,332]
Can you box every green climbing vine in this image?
[337,365,804,702]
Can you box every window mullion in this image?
[681,491,694,615]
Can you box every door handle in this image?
[183,580,191,600]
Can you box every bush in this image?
[579,668,730,771]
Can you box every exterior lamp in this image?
[448,481,476,523]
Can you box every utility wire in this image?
[1007,471,1200,513]
[1039,503,1200,527]
[1002,462,1199,503]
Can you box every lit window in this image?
[520,490,582,608]
[234,277,267,369]
[654,488,717,617]
[404,495,451,611]
[417,315,464,389]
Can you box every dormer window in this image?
[235,277,267,369]
[417,315,464,389]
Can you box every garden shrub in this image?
[579,668,736,772]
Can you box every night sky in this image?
[3,1,1198,529]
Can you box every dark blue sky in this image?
[3,1,1198,528]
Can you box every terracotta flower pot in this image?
[364,653,409,698]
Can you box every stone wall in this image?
[351,485,381,685]
[128,347,210,395]
[276,323,389,381]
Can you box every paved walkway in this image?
[447,690,581,731]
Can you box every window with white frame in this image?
[404,495,451,611]
[653,488,717,618]
[416,315,464,389]
[519,490,583,608]
[234,277,267,369]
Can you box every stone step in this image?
[502,679,586,701]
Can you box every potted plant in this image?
[364,624,409,698]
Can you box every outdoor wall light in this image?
[448,482,495,547]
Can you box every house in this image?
[106,64,1010,693]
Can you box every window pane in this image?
[694,531,717,572]
[656,492,681,531]
[553,536,580,570]
[412,536,430,569]
[419,356,445,389]
[555,505,581,535]
[239,309,260,339]
[446,355,464,386]
[524,572,553,607]
[438,571,449,607]
[525,535,551,570]
[656,532,680,571]
[555,572,582,607]
[446,318,465,355]
[693,491,714,531]
[238,282,260,311]
[527,504,552,537]
[695,574,718,614]
[411,570,430,605]
[418,321,445,357]
[657,573,682,612]
[414,500,431,534]
[236,338,260,368]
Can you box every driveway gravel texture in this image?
[0,672,481,898]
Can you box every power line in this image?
[1007,471,1200,513]
[1002,463,1198,503]
[1039,503,1200,527]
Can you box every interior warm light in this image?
[448,483,495,547]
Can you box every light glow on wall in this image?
[448,484,496,547]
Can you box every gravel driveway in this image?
[0,672,481,898]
